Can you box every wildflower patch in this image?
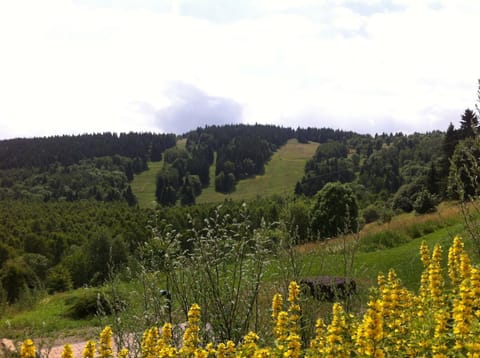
[19,236,480,357]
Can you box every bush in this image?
[65,289,125,319]
[362,205,380,224]
[413,189,438,214]
[0,257,39,303]
[360,230,411,252]
[406,221,442,239]
[284,199,311,243]
[46,265,73,294]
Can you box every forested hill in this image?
[0,132,176,169]
[294,109,480,218]
[154,124,296,205]
[0,132,176,204]
[2,121,476,209]
[295,131,446,213]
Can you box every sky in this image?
[0,0,479,139]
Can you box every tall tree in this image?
[310,182,358,240]
[459,108,479,139]
[443,122,458,160]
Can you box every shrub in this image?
[413,189,438,214]
[65,289,125,319]
[360,230,411,252]
[362,204,380,224]
[46,265,73,294]
[406,220,442,239]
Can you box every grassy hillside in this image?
[131,138,319,208]
[197,138,319,204]
[131,139,186,209]
[130,160,164,209]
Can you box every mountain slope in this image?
[131,139,319,207]
[196,138,319,204]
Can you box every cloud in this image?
[149,82,243,134]
[0,1,479,139]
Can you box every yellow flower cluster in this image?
[20,236,480,357]
[20,339,36,358]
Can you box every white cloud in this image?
[0,0,479,139]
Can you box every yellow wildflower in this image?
[325,302,350,356]
[448,236,464,288]
[83,340,96,358]
[141,327,159,358]
[21,339,37,358]
[287,281,301,334]
[356,299,383,356]
[61,344,73,358]
[99,326,113,358]
[271,293,283,321]
[117,348,129,358]
[180,303,202,355]
[429,244,444,307]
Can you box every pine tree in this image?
[459,108,478,139]
[444,122,458,160]
[123,185,137,207]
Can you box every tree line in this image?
[0,132,176,169]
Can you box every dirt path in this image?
[42,340,87,358]
[2,338,119,358]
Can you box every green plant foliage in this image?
[46,265,73,294]
[65,289,124,319]
[0,132,175,170]
[282,199,311,244]
[310,182,359,239]
[413,189,438,214]
[0,257,39,303]
[0,201,150,300]
[155,205,273,342]
[448,136,480,200]
[362,204,381,224]
[360,231,411,252]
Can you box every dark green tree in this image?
[0,257,39,303]
[46,264,73,293]
[413,189,437,214]
[459,108,479,139]
[310,182,359,240]
[123,185,137,206]
[443,122,458,160]
[448,136,480,200]
[155,166,180,206]
[180,176,195,206]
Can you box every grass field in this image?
[130,160,163,209]
[196,138,319,203]
[131,138,319,207]
[131,139,186,209]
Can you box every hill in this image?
[130,138,319,207]
[130,160,164,209]
[196,138,319,203]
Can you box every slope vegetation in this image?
[196,138,319,204]
[132,139,319,207]
[130,160,164,209]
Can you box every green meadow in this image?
[197,139,319,203]
[131,138,319,207]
